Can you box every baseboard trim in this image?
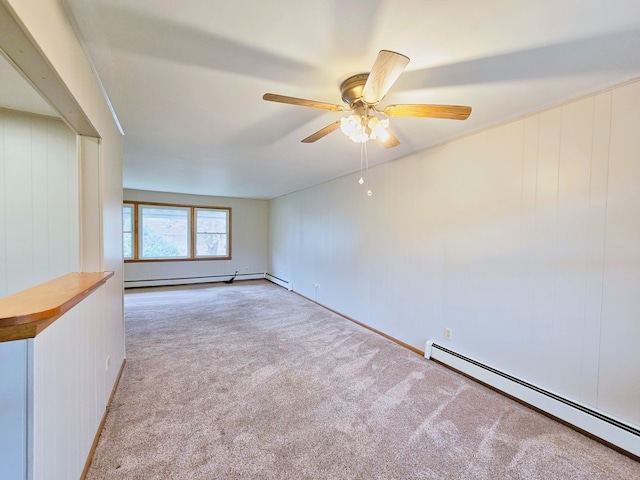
[291,288,639,462]
[80,358,126,479]
[292,291,424,357]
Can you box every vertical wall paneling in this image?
[31,116,48,283]
[517,115,540,377]
[0,340,29,480]
[549,97,594,399]
[581,91,611,405]
[47,117,78,276]
[598,82,640,424]
[526,108,562,386]
[3,111,33,293]
[2,1,126,477]
[0,110,78,297]
[268,78,640,432]
[80,135,102,271]
[0,112,5,295]
[32,288,111,480]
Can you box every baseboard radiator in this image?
[425,341,640,458]
[265,273,293,291]
[124,273,266,288]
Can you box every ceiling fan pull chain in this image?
[359,140,365,185]
[364,140,372,197]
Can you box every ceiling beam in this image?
[0,0,98,136]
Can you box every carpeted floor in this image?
[86,280,640,479]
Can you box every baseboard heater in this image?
[425,341,640,458]
[124,273,266,288]
[265,273,292,291]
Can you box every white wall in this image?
[0,339,29,480]
[268,79,640,429]
[32,287,112,480]
[0,110,79,297]
[2,0,125,478]
[0,109,79,478]
[124,189,268,287]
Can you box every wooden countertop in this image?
[0,272,114,342]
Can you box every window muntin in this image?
[122,202,231,261]
[195,208,228,257]
[123,204,134,259]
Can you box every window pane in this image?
[123,206,132,231]
[123,205,133,259]
[140,206,189,258]
[196,233,227,256]
[123,232,133,258]
[196,208,227,233]
[195,208,228,257]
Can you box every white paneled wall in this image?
[1,2,125,479]
[0,109,79,297]
[599,82,640,422]
[0,111,123,479]
[32,286,112,480]
[268,79,640,428]
[0,340,29,480]
[123,189,268,287]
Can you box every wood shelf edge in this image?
[0,272,114,342]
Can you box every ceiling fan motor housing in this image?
[340,74,370,107]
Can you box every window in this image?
[123,202,231,261]
[195,208,229,257]
[140,205,190,259]
[123,204,134,259]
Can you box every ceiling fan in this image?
[263,50,472,148]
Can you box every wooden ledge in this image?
[0,272,114,342]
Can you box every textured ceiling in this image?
[59,0,640,199]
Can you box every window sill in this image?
[125,257,231,263]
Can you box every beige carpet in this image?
[86,280,640,479]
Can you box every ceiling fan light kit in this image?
[263,49,472,147]
[263,50,472,195]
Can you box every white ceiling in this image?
[60,0,640,199]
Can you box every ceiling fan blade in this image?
[361,50,410,104]
[263,93,345,111]
[380,129,401,149]
[301,121,341,143]
[384,104,472,120]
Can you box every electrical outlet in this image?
[444,327,453,341]
[106,355,111,371]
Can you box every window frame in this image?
[194,207,230,258]
[122,203,134,260]
[123,201,231,262]
[139,204,192,260]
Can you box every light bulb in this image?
[340,115,360,136]
[368,117,390,141]
[358,177,364,185]
[375,126,390,142]
[367,189,373,196]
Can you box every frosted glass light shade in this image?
[341,114,388,143]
